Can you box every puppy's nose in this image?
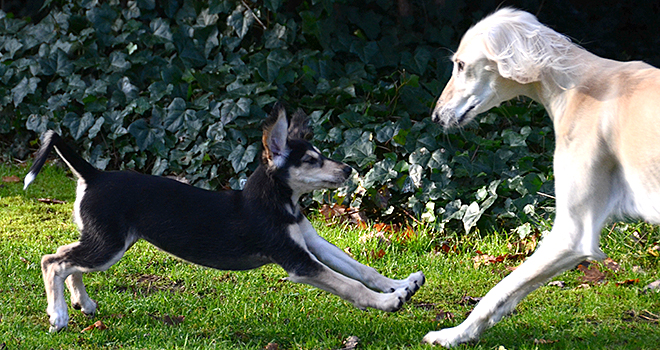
[342,165,353,178]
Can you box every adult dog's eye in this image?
[456,60,465,72]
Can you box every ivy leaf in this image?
[220,98,251,125]
[26,114,50,133]
[263,0,282,12]
[363,158,397,188]
[343,132,376,168]
[12,77,40,107]
[150,17,173,41]
[227,5,254,39]
[86,3,117,34]
[228,143,259,172]
[265,49,293,82]
[128,118,164,151]
[62,112,95,140]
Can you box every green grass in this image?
[1,162,658,349]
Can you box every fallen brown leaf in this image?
[2,175,20,183]
[577,262,607,284]
[458,295,482,305]
[615,278,639,286]
[81,320,107,332]
[37,198,66,204]
[265,342,279,350]
[534,338,558,344]
[603,257,621,273]
[434,310,455,322]
[370,249,386,260]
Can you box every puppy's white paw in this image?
[72,297,98,316]
[47,308,69,333]
[379,288,408,312]
[421,328,467,348]
[406,271,425,293]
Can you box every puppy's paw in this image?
[47,309,69,333]
[407,271,425,293]
[72,298,98,316]
[382,288,408,312]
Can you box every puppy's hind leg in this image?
[42,235,133,332]
[65,272,97,316]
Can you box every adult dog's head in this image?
[431,8,577,128]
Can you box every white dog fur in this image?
[425,8,660,347]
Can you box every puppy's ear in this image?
[288,109,312,140]
[262,103,289,168]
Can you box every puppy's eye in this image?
[456,60,465,72]
[302,154,319,165]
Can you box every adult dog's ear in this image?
[288,109,312,140]
[262,103,289,168]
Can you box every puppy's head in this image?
[262,103,352,195]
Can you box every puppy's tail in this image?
[23,131,98,190]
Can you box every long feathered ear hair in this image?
[474,8,579,88]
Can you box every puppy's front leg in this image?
[288,265,409,312]
[298,218,425,295]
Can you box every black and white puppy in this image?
[24,104,425,332]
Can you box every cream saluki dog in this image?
[424,8,660,347]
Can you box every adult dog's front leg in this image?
[299,218,425,296]
[422,230,588,347]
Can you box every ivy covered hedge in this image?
[0,0,555,234]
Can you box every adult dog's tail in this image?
[23,131,98,190]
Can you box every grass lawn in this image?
[1,161,658,349]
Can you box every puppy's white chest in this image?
[287,223,307,250]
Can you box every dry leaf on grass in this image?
[319,204,367,226]
[2,175,20,183]
[615,279,639,286]
[472,250,527,269]
[623,310,659,323]
[81,320,107,332]
[434,310,455,322]
[576,261,607,284]
[603,257,621,272]
[534,338,558,344]
[265,343,279,350]
[37,198,66,204]
[458,295,482,305]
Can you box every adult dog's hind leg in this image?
[298,218,425,296]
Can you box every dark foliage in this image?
[1,0,655,233]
